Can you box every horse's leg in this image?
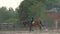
[39,25,42,31]
[29,24,32,31]
[23,24,26,27]
[29,25,31,31]
[29,24,34,32]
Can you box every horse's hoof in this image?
[32,30,34,31]
[29,30,34,32]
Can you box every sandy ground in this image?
[0,30,60,34]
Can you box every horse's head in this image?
[23,20,31,27]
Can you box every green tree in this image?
[5,7,18,23]
[0,7,18,23]
[29,2,46,19]
[45,0,60,9]
[18,0,47,21]
[0,7,10,23]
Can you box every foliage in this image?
[18,0,47,21]
[45,0,60,9]
[5,18,18,23]
[29,2,46,19]
[0,7,18,23]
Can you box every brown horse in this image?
[23,20,43,31]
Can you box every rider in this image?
[29,16,34,31]
[31,16,34,24]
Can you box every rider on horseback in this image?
[29,16,34,31]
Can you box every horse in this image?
[23,20,44,31]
